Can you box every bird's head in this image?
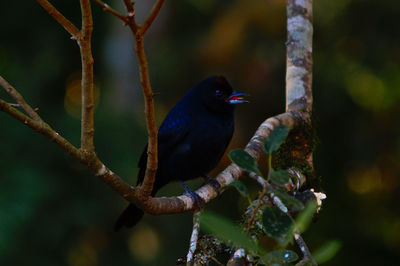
[197,76,248,113]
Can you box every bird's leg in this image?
[179,181,204,210]
[201,175,221,190]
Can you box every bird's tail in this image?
[114,180,161,231]
[114,203,144,231]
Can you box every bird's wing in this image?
[157,104,192,158]
[136,104,191,185]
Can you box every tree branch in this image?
[140,0,165,35]
[0,76,41,121]
[285,2,316,263]
[1,69,300,215]
[186,211,201,265]
[0,88,137,202]
[294,233,317,266]
[3,0,317,221]
[115,1,164,199]
[32,0,140,204]
[134,112,301,215]
[285,0,313,114]
[36,0,95,152]
[283,0,315,204]
[132,35,159,198]
[36,0,80,39]
[92,0,163,204]
[92,0,128,22]
[79,0,95,152]
[0,98,83,162]
[91,0,165,199]
[122,0,138,32]
[122,0,134,14]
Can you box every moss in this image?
[189,235,231,265]
[272,115,319,189]
[241,199,266,239]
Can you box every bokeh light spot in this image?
[128,224,160,262]
[67,228,107,266]
[346,69,394,111]
[347,165,383,194]
[67,243,98,266]
[64,72,100,118]
[387,218,400,248]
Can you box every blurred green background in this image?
[1,0,400,265]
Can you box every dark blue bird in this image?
[114,76,247,231]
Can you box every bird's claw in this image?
[179,181,204,210]
[202,175,221,191]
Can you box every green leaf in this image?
[230,180,250,200]
[313,240,341,264]
[273,190,305,212]
[296,201,318,233]
[262,206,294,246]
[264,125,290,155]
[200,211,262,255]
[228,149,262,176]
[270,169,291,186]
[262,249,299,264]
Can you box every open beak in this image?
[227,91,249,104]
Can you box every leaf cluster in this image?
[199,126,338,264]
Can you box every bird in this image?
[114,76,248,231]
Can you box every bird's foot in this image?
[202,175,221,197]
[179,181,204,210]
[202,175,221,191]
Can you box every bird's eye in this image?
[215,89,223,97]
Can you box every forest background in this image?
[0,0,399,265]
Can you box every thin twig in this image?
[36,0,95,151]
[268,189,317,265]
[122,0,138,32]
[33,0,137,199]
[248,172,267,187]
[140,0,165,35]
[294,233,317,266]
[92,0,161,199]
[247,186,267,232]
[133,35,158,198]
[0,98,83,162]
[186,211,201,265]
[92,0,128,22]
[79,0,95,152]
[116,1,163,199]
[122,0,134,13]
[0,97,138,202]
[36,0,80,39]
[270,195,316,265]
[0,76,41,121]
[247,154,275,231]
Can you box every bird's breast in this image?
[164,111,234,182]
[190,114,234,166]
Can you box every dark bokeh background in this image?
[1,0,400,265]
